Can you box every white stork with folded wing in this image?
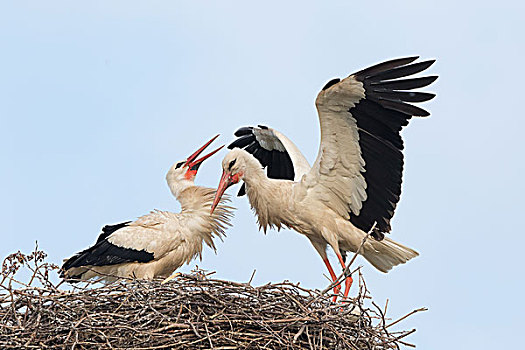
[62,136,234,282]
[211,57,437,300]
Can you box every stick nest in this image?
[0,247,424,349]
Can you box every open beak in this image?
[185,135,224,172]
[211,170,234,213]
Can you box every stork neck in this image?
[176,186,210,212]
[167,176,194,200]
[242,162,292,233]
[242,156,271,189]
[241,155,279,204]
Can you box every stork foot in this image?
[322,257,341,303]
[161,272,182,284]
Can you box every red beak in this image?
[211,170,232,213]
[185,135,223,171]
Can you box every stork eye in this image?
[228,159,236,170]
[175,162,184,169]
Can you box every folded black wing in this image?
[228,125,296,196]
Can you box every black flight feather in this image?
[370,76,438,90]
[368,60,435,81]
[347,57,436,235]
[61,223,155,278]
[353,56,419,80]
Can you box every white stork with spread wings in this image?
[62,136,234,282]
[211,57,437,300]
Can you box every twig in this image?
[386,307,428,328]
[247,269,256,285]
[0,245,422,349]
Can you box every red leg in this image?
[336,253,353,300]
[322,257,340,302]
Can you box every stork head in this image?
[166,135,223,198]
[211,148,247,213]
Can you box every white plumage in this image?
[62,136,234,282]
[212,57,436,300]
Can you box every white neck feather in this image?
[177,186,234,251]
[242,155,269,186]
[239,152,291,232]
[166,173,194,200]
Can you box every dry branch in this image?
[0,247,424,349]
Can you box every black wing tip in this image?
[96,221,131,244]
[370,75,439,91]
[61,252,81,271]
[354,56,419,79]
[426,75,439,83]
[413,75,439,90]
[354,56,438,82]
[381,56,420,66]
[424,92,437,100]
[101,221,131,234]
[233,125,273,138]
[372,98,432,117]
[393,57,436,71]
[227,139,238,149]
[233,126,254,137]
[371,91,436,103]
[416,59,437,74]
[372,59,437,82]
[397,55,420,64]
[228,134,255,150]
[322,78,341,91]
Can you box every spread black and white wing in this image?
[228,125,310,195]
[299,57,436,239]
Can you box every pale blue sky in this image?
[2,1,524,348]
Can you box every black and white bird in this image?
[62,136,234,282]
[211,57,436,300]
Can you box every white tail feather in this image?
[361,237,419,273]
